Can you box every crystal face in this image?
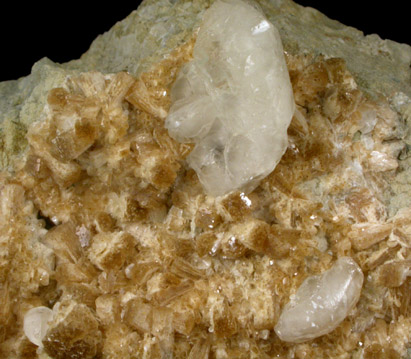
[274,257,364,343]
[165,0,295,196]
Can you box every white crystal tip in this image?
[23,306,54,347]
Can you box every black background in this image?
[0,1,408,82]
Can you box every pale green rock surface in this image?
[0,0,410,213]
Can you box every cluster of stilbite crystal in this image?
[166,0,295,196]
[0,27,410,359]
[275,257,364,342]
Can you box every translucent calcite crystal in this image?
[274,257,364,343]
[165,0,295,196]
[23,306,54,348]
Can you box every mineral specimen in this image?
[166,0,295,196]
[274,257,364,343]
[23,306,54,348]
[0,0,410,358]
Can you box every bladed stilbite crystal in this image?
[274,257,364,343]
[165,0,295,196]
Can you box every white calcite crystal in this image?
[274,257,364,343]
[165,0,295,196]
[23,306,54,347]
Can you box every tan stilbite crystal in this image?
[42,301,101,359]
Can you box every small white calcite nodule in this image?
[166,0,295,196]
[23,306,54,347]
[274,257,364,343]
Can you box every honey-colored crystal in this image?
[42,301,101,359]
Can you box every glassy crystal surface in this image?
[274,257,364,343]
[166,0,295,196]
[23,306,54,347]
